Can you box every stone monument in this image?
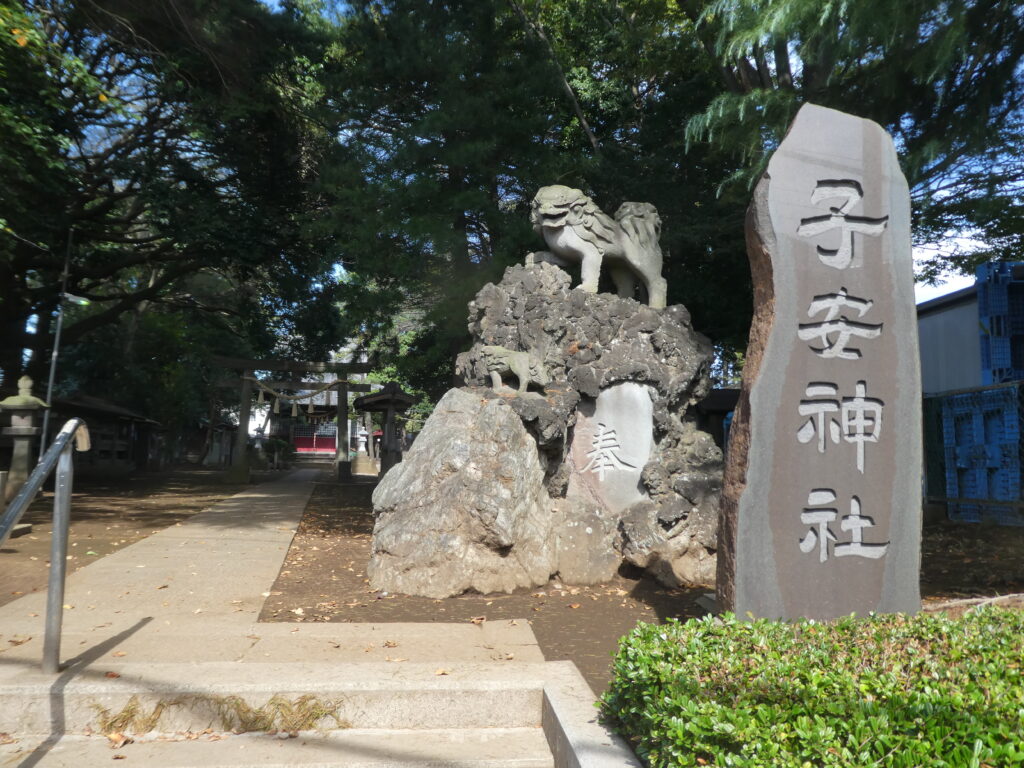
[717,104,921,620]
[368,191,722,598]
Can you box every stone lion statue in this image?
[526,185,668,309]
[480,345,548,393]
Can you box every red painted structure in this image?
[291,424,338,455]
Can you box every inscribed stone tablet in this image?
[718,104,922,620]
[567,382,655,514]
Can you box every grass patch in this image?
[94,696,180,734]
[92,693,348,735]
[600,608,1024,767]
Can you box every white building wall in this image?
[918,294,982,394]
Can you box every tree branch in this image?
[506,0,601,153]
[60,264,197,343]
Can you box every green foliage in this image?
[0,0,344,387]
[262,438,295,466]
[527,0,755,350]
[315,0,578,393]
[319,0,756,374]
[684,0,1024,270]
[56,276,256,444]
[6,0,1023,405]
[601,610,1024,767]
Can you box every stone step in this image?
[0,727,555,767]
[1,662,546,736]
[0,661,641,767]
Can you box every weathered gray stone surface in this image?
[369,252,723,597]
[718,103,922,620]
[480,264,720,586]
[551,499,622,584]
[369,388,555,599]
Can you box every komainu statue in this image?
[480,345,548,393]
[527,185,668,309]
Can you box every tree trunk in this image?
[197,398,218,465]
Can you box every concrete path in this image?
[0,469,541,671]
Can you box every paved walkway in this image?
[0,469,542,676]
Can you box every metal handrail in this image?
[0,418,90,673]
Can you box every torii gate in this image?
[211,356,372,482]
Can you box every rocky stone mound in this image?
[369,388,554,598]
[369,262,723,596]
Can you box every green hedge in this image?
[601,609,1024,767]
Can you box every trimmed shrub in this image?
[601,609,1024,767]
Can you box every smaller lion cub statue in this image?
[480,346,548,394]
[527,185,668,309]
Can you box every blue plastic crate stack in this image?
[940,382,1024,525]
[977,262,1024,385]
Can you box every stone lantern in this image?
[353,382,415,476]
[1,376,48,502]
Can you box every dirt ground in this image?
[0,468,274,609]
[257,480,707,693]
[259,479,1024,695]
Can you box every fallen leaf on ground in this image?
[0,733,14,745]
[290,608,304,616]
[382,640,397,648]
[112,651,127,657]
[105,671,121,679]
[569,603,581,609]
[469,616,486,624]
[435,668,449,675]
[106,732,132,748]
